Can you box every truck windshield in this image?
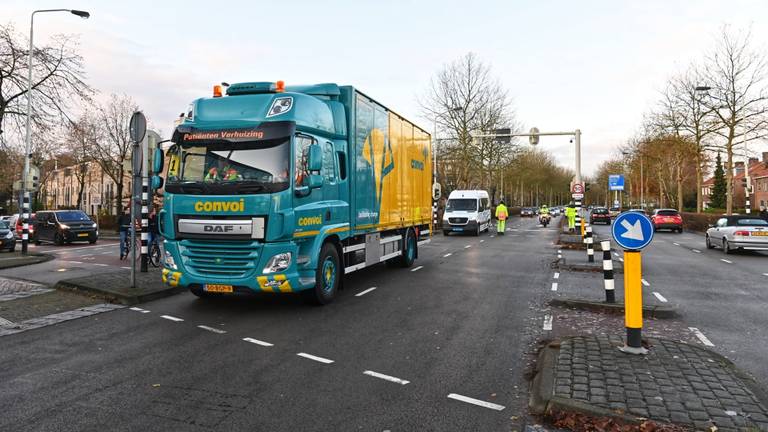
[447,199,478,212]
[168,138,290,194]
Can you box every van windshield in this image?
[56,211,91,222]
[447,199,478,212]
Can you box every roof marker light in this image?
[275,80,285,93]
[213,85,223,97]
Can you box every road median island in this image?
[55,268,184,305]
[0,252,54,270]
[529,336,768,432]
[555,248,623,274]
[550,297,677,319]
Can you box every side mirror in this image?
[308,174,323,189]
[308,144,322,172]
[153,148,164,174]
[151,175,164,191]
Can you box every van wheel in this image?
[305,243,340,305]
[54,232,64,246]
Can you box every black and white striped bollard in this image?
[140,178,149,272]
[601,240,615,303]
[21,191,30,255]
[586,225,594,262]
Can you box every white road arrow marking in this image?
[620,219,644,241]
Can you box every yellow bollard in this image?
[620,250,647,354]
[580,217,585,238]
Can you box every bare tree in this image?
[64,110,101,209]
[702,27,768,214]
[420,53,519,198]
[91,94,138,216]
[0,23,93,151]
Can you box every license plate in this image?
[452,228,463,231]
[752,231,768,236]
[205,284,233,293]
[78,233,88,237]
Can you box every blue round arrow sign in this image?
[611,211,654,250]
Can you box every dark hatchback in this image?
[34,210,98,245]
[589,207,611,224]
[0,220,16,252]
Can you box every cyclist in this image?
[148,208,159,252]
[118,207,131,259]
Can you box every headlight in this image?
[164,250,178,270]
[263,252,292,274]
[59,224,70,229]
[92,223,98,228]
[5,231,12,239]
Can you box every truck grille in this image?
[449,217,468,224]
[179,240,259,278]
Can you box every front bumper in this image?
[0,237,16,250]
[161,240,315,294]
[62,229,98,242]
[445,220,479,233]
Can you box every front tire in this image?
[306,243,340,305]
[54,232,64,246]
[706,235,714,249]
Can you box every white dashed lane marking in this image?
[689,327,715,347]
[553,272,560,279]
[543,314,553,331]
[447,393,505,411]
[641,279,650,287]
[161,315,184,322]
[355,287,377,297]
[198,325,226,334]
[464,245,471,249]
[720,259,732,264]
[653,292,668,303]
[692,249,701,253]
[551,283,558,292]
[297,352,334,364]
[410,266,423,272]
[129,307,150,313]
[673,242,680,246]
[243,337,273,347]
[363,370,410,385]
[443,253,452,258]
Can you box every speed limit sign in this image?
[572,183,584,194]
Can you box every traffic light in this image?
[741,177,748,188]
[585,182,591,192]
[32,176,39,190]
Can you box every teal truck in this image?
[158,81,433,304]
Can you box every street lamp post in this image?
[20,8,90,255]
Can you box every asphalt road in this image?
[590,222,768,385]
[0,216,559,432]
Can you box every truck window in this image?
[337,151,347,180]
[295,135,315,187]
[323,142,336,184]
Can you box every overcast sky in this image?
[6,0,768,175]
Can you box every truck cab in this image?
[442,190,491,236]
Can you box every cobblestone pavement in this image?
[553,336,768,431]
[0,276,53,301]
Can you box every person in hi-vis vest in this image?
[565,204,577,232]
[495,201,509,234]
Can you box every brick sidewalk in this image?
[544,336,768,431]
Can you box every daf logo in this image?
[204,225,234,233]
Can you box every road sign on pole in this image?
[572,183,584,194]
[611,212,654,251]
[608,174,625,191]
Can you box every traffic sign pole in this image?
[612,212,654,355]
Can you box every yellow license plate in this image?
[752,231,768,236]
[78,233,88,237]
[205,284,233,293]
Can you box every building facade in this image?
[702,152,768,211]
[41,161,132,216]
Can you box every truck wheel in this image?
[306,243,340,305]
[399,229,416,268]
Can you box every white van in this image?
[442,190,492,236]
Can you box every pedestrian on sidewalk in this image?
[118,208,131,260]
[565,204,577,233]
[495,200,508,235]
[760,205,768,221]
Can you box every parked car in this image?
[589,207,611,225]
[521,207,536,217]
[0,219,16,252]
[33,210,98,245]
[13,213,36,240]
[706,216,768,254]
[608,206,621,218]
[651,209,683,233]
[627,208,649,216]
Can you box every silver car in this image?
[706,216,768,254]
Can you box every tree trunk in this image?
[677,163,684,211]
[695,153,703,213]
[116,166,124,216]
[726,133,734,215]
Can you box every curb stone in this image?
[0,253,54,270]
[549,297,678,319]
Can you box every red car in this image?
[14,213,36,239]
[651,209,683,233]
[589,207,611,225]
